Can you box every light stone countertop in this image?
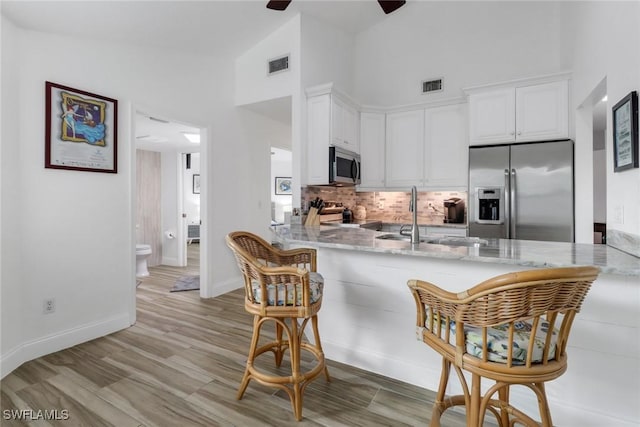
[271,224,640,277]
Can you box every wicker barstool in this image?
[226,231,330,421]
[408,266,599,427]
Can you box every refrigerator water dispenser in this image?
[476,187,503,224]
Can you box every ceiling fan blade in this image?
[266,0,292,11]
[378,0,406,14]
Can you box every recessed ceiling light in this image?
[182,132,200,143]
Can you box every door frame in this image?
[129,105,208,324]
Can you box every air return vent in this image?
[422,78,443,94]
[268,55,289,75]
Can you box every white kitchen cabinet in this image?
[469,80,568,145]
[386,103,467,189]
[331,96,359,153]
[515,80,568,142]
[424,103,468,188]
[359,112,386,188]
[385,109,425,188]
[305,85,360,186]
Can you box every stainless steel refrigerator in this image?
[468,140,574,242]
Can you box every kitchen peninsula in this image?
[271,225,640,427]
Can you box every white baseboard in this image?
[161,256,180,266]
[205,277,241,298]
[0,313,130,379]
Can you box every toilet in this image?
[136,244,152,277]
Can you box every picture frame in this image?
[193,174,201,194]
[612,90,639,172]
[275,176,292,195]
[45,81,118,173]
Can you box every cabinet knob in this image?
[510,131,515,136]
[517,131,522,135]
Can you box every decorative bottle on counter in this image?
[342,207,353,223]
[354,205,367,220]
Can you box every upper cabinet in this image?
[424,103,468,188]
[385,109,425,188]
[305,84,360,185]
[468,79,569,146]
[385,103,467,190]
[359,112,386,188]
[332,96,360,153]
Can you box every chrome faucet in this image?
[400,186,420,244]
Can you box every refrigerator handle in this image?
[510,168,517,239]
[504,169,510,239]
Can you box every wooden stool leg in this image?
[238,315,261,400]
[430,358,451,427]
[274,321,285,367]
[535,382,553,427]
[289,317,303,421]
[468,374,481,427]
[311,315,330,382]
[498,385,510,427]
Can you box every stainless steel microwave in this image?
[329,146,361,185]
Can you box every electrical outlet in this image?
[43,298,55,314]
[378,201,384,209]
[613,205,624,224]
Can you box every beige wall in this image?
[136,150,162,266]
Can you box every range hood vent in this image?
[422,78,443,94]
[268,55,289,75]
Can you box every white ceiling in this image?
[1,1,397,151]
[135,113,201,153]
[1,0,394,56]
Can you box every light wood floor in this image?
[0,243,472,426]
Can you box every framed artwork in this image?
[275,177,292,195]
[193,174,201,194]
[45,81,118,173]
[612,90,638,172]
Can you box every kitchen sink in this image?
[376,233,431,243]
[376,234,488,247]
[432,237,489,247]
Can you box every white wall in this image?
[566,1,640,252]
[593,135,607,224]
[353,1,565,107]
[300,14,355,93]
[0,20,272,376]
[235,15,300,107]
[0,16,24,372]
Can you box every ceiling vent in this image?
[268,55,289,75]
[422,78,443,94]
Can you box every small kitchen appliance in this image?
[443,198,465,224]
[329,146,361,185]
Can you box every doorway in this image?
[270,147,292,224]
[133,110,204,294]
[592,86,608,244]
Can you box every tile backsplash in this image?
[302,186,467,225]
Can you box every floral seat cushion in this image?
[252,272,324,306]
[426,315,558,364]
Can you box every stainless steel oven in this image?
[329,146,361,185]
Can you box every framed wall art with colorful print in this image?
[45,81,118,173]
